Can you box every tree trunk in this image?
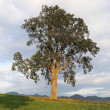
[50,70,58,100]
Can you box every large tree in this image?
[12,5,99,99]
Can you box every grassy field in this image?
[0,94,110,110]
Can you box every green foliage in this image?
[0,94,110,110]
[12,5,99,86]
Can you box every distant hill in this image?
[59,94,110,102]
[5,92,110,102]
[6,91,26,96]
[6,91,48,97]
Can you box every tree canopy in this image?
[12,5,99,99]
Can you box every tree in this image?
[12,5,99,100]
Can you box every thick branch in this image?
[57,56,69,72]
[55,60,60,70]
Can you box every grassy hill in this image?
[0,94,110,110]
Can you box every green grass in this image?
[0,94,110,110]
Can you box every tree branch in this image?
[55,41,60,68]
[57,56,69,72]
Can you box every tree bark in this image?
[50,69,58,100]
[49,56,68,100]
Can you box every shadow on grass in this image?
[0,94,34,110]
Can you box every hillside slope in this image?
[0,94,110,110]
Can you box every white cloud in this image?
[0,81,13,89]
[57,79,67,85]
[99,39,110,48]
[64,88,104,96]
[93,77,110,84]
[99,90,110,97]
[76,72,110,85]
[0,65,50,95]
[0,0,27,25]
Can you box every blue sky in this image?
[0,0,110,97]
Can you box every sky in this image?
[0,0,110,97]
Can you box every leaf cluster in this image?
[12,5,99,86]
